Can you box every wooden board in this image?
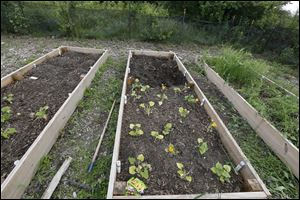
[202,62,299,179]
[107,50,270,199]
[1,47,109,199]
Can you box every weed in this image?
[129,123,144,136]
[176,162,192,182]
[211,162,231,183]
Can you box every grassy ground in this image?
[1,35,299,199]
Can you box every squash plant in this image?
[197,138,208,155]
[162,123,172,135]
[129,124,144,136]
[173,87,181,94]
[211,162,231,183]
[176,162,192,182]
[184,95,199,104]
[139,101,155,116]
[1,106,12,123]
[156,93,168,106]
[178,107,190,118]
[1,128,16,139]
[150,131,164,140]
[128,154,152,180]
[35,105,49,121]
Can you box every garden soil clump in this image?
[117,55,243,195]
[1,51,101,182]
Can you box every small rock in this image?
[14,160,20,166]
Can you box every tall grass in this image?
[205,47,299,147]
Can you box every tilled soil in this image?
[1,51,101,181]
[117,55,243,195]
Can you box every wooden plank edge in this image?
[59,45,106,54]
[203,62,299,179]
[112,192,267,199]
[107,51,132,199]
[174,55,270,197]
[1,49,109,199]
[131,49,173,58]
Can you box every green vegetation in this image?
[197,138,208,155]
[139,101,155,116]
[129,124,144,137]
[128,154,152,180]
[211,162,232,183]
[162,123,172,135]
[184,94,199,104]
[165,143,178,155]
[205,47,299,147]
[1,106,12,123]
[176,162,192,183]
[35,105,49,121]
[156,93,168,106]
[150,131,164,140]
[178,107,189,118]
[1,127,17,139]
[3,93,14,104]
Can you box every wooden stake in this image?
[41,156,72,199]
[88,100,116,172]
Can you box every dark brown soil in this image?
[1,51,101,181]
[117,55,243,195]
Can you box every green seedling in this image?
[173,87,182,94]
[157,93,168,106]
[128,154,152,180]
[1,128,16,139]
[129,124,144,136]
[211,162,231,183]
[3,94,14,104]
[184,95,199,104]
[197,138,208,155]
[161,83,167,91]
[150,131,164,140]
[131,90,141,100]
[162,123,172,135]
[140,85,150,92]
[1,106,12,123]
[132,79,150,93]
[139,101,155,116]
[179,107,190,118]
[176,162,192,182]
[165,143,179,155]
[35,106,49,121]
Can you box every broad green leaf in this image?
[177,170,184,177]
[176,162,184,170]
[199,142,208,155]
[139,103,145,108]
[223,165,231,172]
[157,135,164,140]
[137,130,144,135]
[197,138,203,144]
[128,157,136,165]
[186,176,192,182]
[129,130,135,136]
[140,169,149,179]
[211,167,216,174]
[179,107,184,112]
[165,123,172,130]
[151,131,159,137]
[129,166,136,175]
[220,176,225,183]
[149,101,155,107]
[137,154,144,162]
[136,124,141,128]
[216,162,222,169]
[129,124,135,129]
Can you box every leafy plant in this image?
[150,131,164,140]
[161,83,167,91]
[173,87,181,94]
[165,143,178,155]
[1,127,16,139]
[184,94,199,104]
[197,138,208,155]
[211,162,231,183]
[3,93,14,104]
[178,107,190,118]
[131,90,141,100]
[35,106,49,120]
[156,93,168,106]
[128,154,152,180]
[139,101,155,116]
[132,79,150,93]
[207,120,217,132]
[176,162,192,182]
[1,106,12,123]
[162,123,172,135]
[129,124,144,136]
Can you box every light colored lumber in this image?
[203,62,299,179]
[131,49,173,58]
[1,48,60,88]
[1,47,109,199]
[107,51,132,199]
[174,55,270,197]
[41,156,72,199]
[112,192,267,199]
[60,46,104,54]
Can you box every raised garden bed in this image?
[202,62,299,179]
[1,46,109,198]
[107,50,270,199]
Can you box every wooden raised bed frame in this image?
[107,50,271,199]
[1,46,109,199]
[202,62,299,179]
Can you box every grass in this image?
[205,47,299,147]
[23,58,125,199]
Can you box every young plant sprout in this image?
[131,90,141,100]
[165,143,179,155]
[150,131,164,140]
[132,78,150,93]
[184,95,199,104]
[162,123,172,135]
[1,106,12,123]
[140,85,150,92]
[178,107,190,118]
[157,93,168,106]
[3,94,14,104]
[207,120,217,132]
[176,162,192,182]
[1,128,16,139]
[35,106,49,121]
[197,138,208,155]
[161,83,167,91]
[129,124,144,136]
[128,154,152,180]
[211,162,231,183]
[139,101,155,116]
[173,87,181,94]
